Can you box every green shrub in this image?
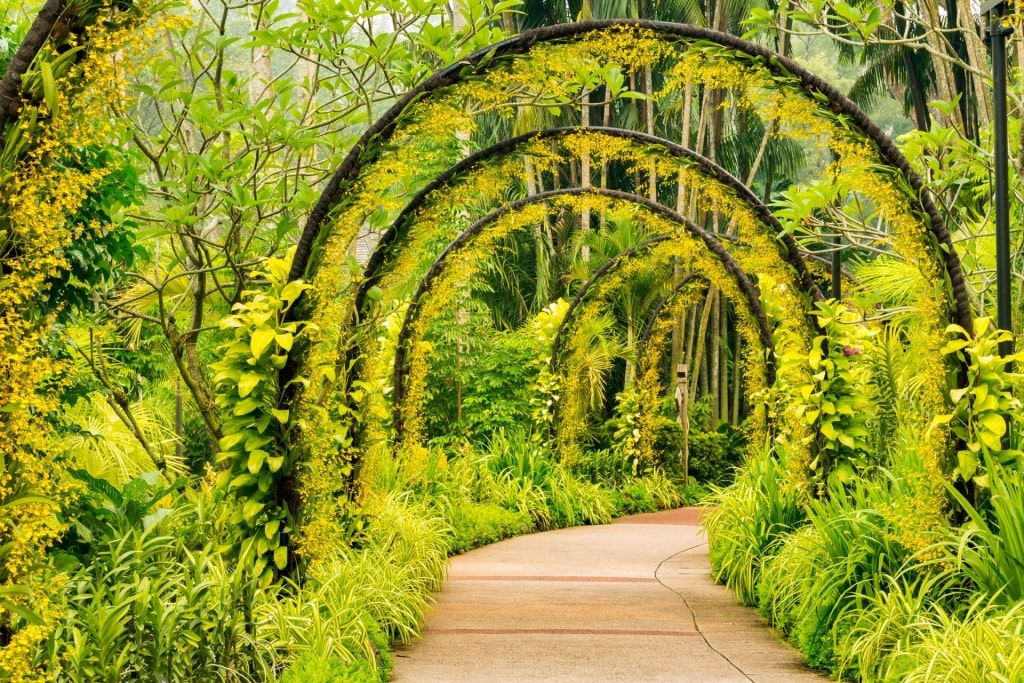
[947,460,1024,605]
[687,428,745,485]
[675,479,709,505]
[837,573,966,682]
[546,464,616,527]
[757,479,917,675]
[278,653,379,683]
[449,502,532,554]
[50,481,275,682]
[704,449,804,605]
[879,600,1024,682]
[571,447,633,485]
[614,483,656,515]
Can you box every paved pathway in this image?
[391,508,830,682]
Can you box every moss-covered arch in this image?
[387,188,777,442]
[289,20,970,335]
[353,126,825,318]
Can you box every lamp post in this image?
[983,0,1014,361]
[983,0,1014,451]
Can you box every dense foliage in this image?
[3,0,1024,679]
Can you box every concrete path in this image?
[391,508,830,682]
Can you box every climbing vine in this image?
[212,256,316,584]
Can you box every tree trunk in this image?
[0,0,64,132]
[731,332,741,425]
[248,3,272,105]
[718,302,728,425]
[670,83,694,380]
[920,0,964,131]
[690,288,716,406]
[710,292,721,426]
[954,0,990,132]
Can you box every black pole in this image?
[989,3,1013,361]
[831,235,842,299]
[985,0,1013,452]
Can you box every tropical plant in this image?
[705,448,804,605]
[211,256,315,584]
[934,317,1024,486]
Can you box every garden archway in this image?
[284,21,974,527]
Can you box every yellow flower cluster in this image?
[0,3,156,677]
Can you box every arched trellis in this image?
[352,126,825,318]
[543,245,754,446]
[388,187,776,436]
[639,275,709,356]
[546,237,771,384]
[288,19,971,335]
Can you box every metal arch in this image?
[388,187,776,436]
[352,126,824,318]
[289,19,971,332]
[546,235,674,372]
[637,273,709,359]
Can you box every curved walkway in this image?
[391,508,830,682]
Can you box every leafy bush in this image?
[879,601,1024,682]
[687,429,744,485]
[278,654,379,683]
[423,307,538,443]
[449,502,533,554]
[50,480,273,682]
[612,483,656,515]
[704,450,804,605]
[837,573,965,682]
[546,465,615,527]
[609,473,683,516]
[947,460,1024,605]
[571,447,634,485]
[675,479,709,505]
[757,480,913,674]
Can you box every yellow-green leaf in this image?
[247,449,267,474]
[273,545,288,570]
[981,412,1007,438]
[275,332,293,351]
[250,325,275,359]
[238,372,261,398]
[40,61,58,116]
[233,397,261,416]
[242,500,264,521]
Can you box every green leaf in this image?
[279,280,305,303]
[242,500,264,521]
[229,473,257,489]
[0,598,43,626]
[957,449,979,481]
[238,372,262,398]
[233,397,261,416]
[40,61,58,117]
[250,325,276,359]
[273,545,288,570]
[218,432,246,450]
[275,332,293,351]
[247,449,267,474]
[980,429,1003,452]
[272,408,289,423]
[981,412,1007,438]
